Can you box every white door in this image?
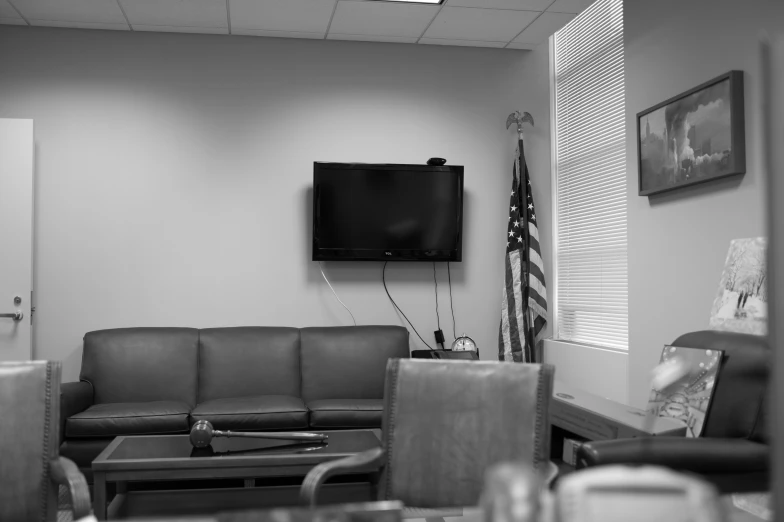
[0,119,34,361]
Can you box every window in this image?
[552,0,627,351]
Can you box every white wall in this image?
[626,0,783,407]
[0,26,529,382]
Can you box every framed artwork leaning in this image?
[637,70,746,196]
[646,345,723,438]
[709,237,767,335]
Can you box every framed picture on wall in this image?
[637,70,746,196]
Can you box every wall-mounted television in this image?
[312,162,464,262]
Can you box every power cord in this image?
[433,263,445,349]
[318,261,357,326]
[433,262,441,331]
[447,262,457,340]
[383,261,434,350]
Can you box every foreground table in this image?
[92,429,382,520]
[107,496,769,522]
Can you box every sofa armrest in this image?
[300,447,385,507]
[577,437,769,474]
[60,381,93,443]
[50,456,92,519]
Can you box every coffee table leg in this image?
[93,471,107,520]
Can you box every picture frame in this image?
[709,237,767,336]
[637,70,746,197]
[646,345,724,438]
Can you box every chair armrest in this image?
[300,446,385,507]
[577,437,769,474]
[50,456,92,519]
[60,381,93,442]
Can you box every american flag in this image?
[499,139,547,362]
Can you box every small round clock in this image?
[451,334,477,352]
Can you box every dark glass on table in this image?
[105,430,381,461]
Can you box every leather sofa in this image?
[59,325,410,479]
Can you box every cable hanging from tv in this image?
[383,262,434,350]
[447,262,457,340]
[318,262,357,326]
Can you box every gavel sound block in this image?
[189,420,329,448]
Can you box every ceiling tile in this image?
[419,38,506,48]
[0,17,26,25]
[232,28,324,39]
[329,1,437,38]
[446,0,551,11]
[506,42,536,50]
[512,11,573,44]
[548,0,594,14]
[29,19,129,30]
[133,25,228,34]
[0,1,21,18]
[424,7,538,42]
[12,0,126,24]
[230,0,334,33]
[120,0,227,28]
[328,33,418,44]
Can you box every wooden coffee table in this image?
[92,429,382,520]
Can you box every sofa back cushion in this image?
[300,326,409,402]
[81,328,199,406]
[198,327,301,402]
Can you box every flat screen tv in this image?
[312,162,464,262]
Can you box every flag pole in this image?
[519,138,532,362]
[506,111,536,361]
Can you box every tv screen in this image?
[312,162,464,262]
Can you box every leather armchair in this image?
[0,361,92,521]
[577,330,769,493]
[300,359,556,508]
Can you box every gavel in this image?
[189,420,329,448]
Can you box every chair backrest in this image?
[378,359,554,508]
[671,330,769,442]
[0,361,61,522]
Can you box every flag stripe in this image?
[500,269,513,361]
[530,249,545,273]
[529,273,546,301]
[528,222,540,241]
[528,235,541,255]
[509,249,527,361]
[529,262,546,292]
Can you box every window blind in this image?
[553,0,627,351]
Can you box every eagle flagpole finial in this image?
[506,111,534,140]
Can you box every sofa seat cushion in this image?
[66,401,190,438]
[307,399,383,428]
[191,395,308,430]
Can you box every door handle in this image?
[0,311,23,321]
